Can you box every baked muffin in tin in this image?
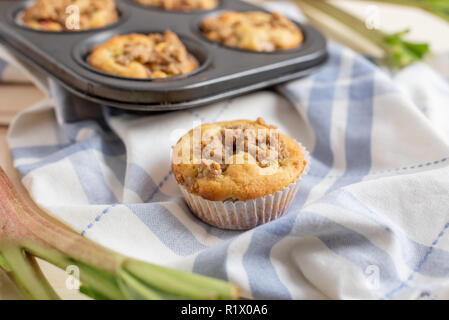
[172,118,310,230]
[22,0,119,31]
[200,11,304,52]
[89,30,198,79]
[134,0,218,11]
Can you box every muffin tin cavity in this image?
[74,30,211,81]
[0,0,328,111]
[195,9,306,55]
[14,0,128,33]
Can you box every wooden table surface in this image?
[1,0,448,300]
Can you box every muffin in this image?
[89,30,198,79]
[172,118,310,230]
[22,0,118,31]
[200,11,304,52]
[134,0,218,11]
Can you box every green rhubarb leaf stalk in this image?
[0,167,240,300]
[295,0,430,69]
[384,29,429,69]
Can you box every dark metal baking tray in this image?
[0,0,328,111]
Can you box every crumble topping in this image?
[199,159,223,178]
[113,31,194,77]
[90,30,197,78]
[196,119,289,178]
[22,0,118,31]
[200,11,303,52]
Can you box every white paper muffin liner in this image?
[179,142,311,230]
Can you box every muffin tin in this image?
[0,0,328,111]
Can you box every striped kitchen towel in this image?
[6,42,449,300]
[5,7,449,299]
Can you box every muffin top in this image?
[200,11,303,52]
[89,30,197,79]
[134,0,218,11]
[172,118,307,202]
[22,0,118,31]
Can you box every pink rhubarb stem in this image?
[0,167,122,274]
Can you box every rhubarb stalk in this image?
[0,167,239,300]
[341,0,449,24]
[295,0,430,69]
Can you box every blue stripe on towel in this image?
[11,144,70,159]
[124,163,171,203]
[193,241,232,280]
[327,55,375,193]
[127,203,208,256]
[69,149,118,204]
[15,136,125,176]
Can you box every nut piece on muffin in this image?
[171,118,309,230]
[22,0,118,31]
[200,11,304,52]
[134,0,218,11]
[89,30,198,79]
